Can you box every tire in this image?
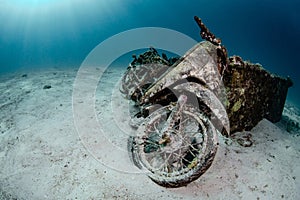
[128,98,218,188]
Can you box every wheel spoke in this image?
[131,102,218,187]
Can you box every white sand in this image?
[0,67,299,199]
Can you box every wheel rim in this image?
[131,101,217,184]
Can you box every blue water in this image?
[0,0,299,105]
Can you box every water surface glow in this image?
[0,0,299,104]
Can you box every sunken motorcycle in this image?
[120,16,230,187]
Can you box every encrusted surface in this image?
[223,56,293,133]
[122,49,293,134]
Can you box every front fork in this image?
[159,95,188,145]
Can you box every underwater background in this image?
[0,0,299,105]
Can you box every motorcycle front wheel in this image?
[128,99,219,188]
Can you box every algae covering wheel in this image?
[128,95,218,187]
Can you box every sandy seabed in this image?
[0,66,299,200]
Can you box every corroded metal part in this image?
[224,56,293,133]
[141,41,225,105]
[120,63,170,99]
[174,82,230,136]
[120,47,172,99]
[194,16,228,78]
[194,16,221,46]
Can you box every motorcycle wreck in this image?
[119,16,293,188]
